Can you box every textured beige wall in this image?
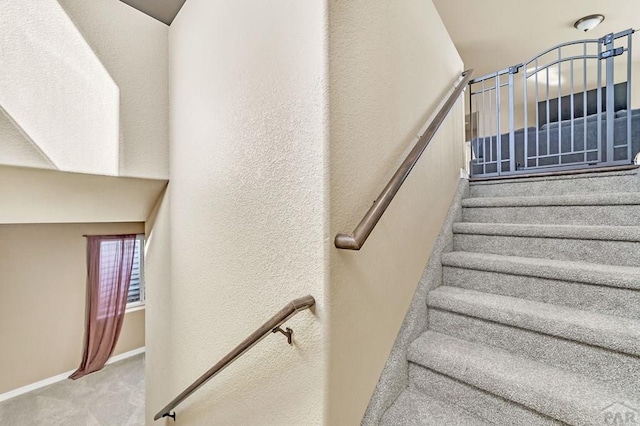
[0,0,119,175]
[0,0,168,179]
[146,0,328,424]
[58,0,169,179]
[147,1,463,424]
[327,0,464,424]
[0,222,145,395]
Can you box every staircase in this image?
[380,168,640,425]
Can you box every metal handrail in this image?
[153,295,316,421]
[334,69,474,250]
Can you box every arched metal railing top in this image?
[523,37,602,66]
[470,30,634,84]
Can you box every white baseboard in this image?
[0,370,75,403]
[105,346,145,365]
[0,347,145,403]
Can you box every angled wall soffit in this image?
[0,165,168,225]
[0,0,120,176]
[118,0,187,25]
[0,105,57,170]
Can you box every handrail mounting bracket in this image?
[153,295,315,421]
[272,326,293,345]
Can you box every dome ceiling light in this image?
[574,14,605,32]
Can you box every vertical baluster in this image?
[469,85,474,174]
[627,34,633,162]
[535,58,540,168]
[584,42,588,163]
[482,79,487,175]
[546,67,550,157]
[474,90,481,174]
[597,39,603,163]
[558,48,562,163]
[570,58,575,155]
[524,65,529,170]
[489,85,493,171]
[496,74,503,174]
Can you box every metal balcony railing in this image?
[469,29,638,177]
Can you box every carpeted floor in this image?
[0,354,144,426]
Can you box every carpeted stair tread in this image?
[453,222,640,242]
[462,192,640,208]
[428,309,640,393]
[469,167,639,185]
[369,169,640,425]
[441,251,640,290]
[408,331,640,426]
[408,365,563,425]
[469,167,639,198]
[380,388,491,426]
[441,258,640,320]
[427,286,640,356]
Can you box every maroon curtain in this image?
[70,235,137,380]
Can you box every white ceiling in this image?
[432,0,640,76]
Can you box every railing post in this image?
[468,82,474,175]
[508,65,520,172]
[495,75,502,175]
[627,34,633,163]
[604,33,616,164]
[523,66,529,172]
[597,39,603,163]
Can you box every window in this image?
[127,234,145,307]
[93,234,144,321]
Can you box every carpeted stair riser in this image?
[470,169,639,198]
[454,222,640,241]
[443,266,640,319]
[442,252,640,290]
[428,308,640,393]
[462,192,640,226]
[453,233,640,267]
[407,364,561,426]
[428,286,640,357]
[409,332,640,426]
[463,192,640,207]
[379,388,491,426]
[463,204,640,226]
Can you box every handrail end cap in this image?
[334,233,361,250]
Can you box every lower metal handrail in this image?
[153,295,316,421]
